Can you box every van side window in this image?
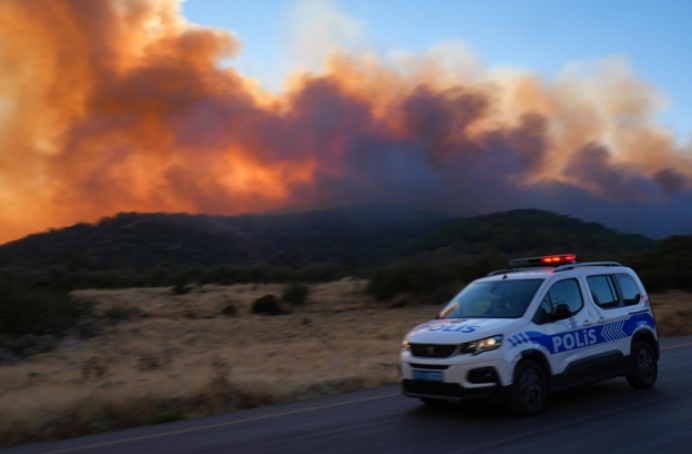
[616,274,641,306]
[586,275,620,309]
[533,279,584,324]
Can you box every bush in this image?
[367,256,509,302]
[368,261,451,301]
[630,235,692,292]
[172,282,192,295]
[251,295,282,316]
[282,283,309,306]
[0,280,94,338]
[147,409,186,425]
[102,305,130,323]
[146,267,171,287]
[171,273,192,295]
[299,263,342,282]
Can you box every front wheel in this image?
[510,359,547,416]
[626,341,658,389]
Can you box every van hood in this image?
[404,318,527,344]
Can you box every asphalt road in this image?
[4,335,692,454]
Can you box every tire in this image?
[510,359,548,416]
[419,397,448,406]
[626,341,658,389]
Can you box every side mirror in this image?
[550,304,572,321]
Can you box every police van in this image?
[399,255,659,415]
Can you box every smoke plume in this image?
[1,0,691,243]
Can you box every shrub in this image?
[367,257,507,302]
[368,261,449,300]
[146,267,171,287]
[172,282,192,295]
[0,280,94,338]
[251,295,281,316]
[172,273,192,295]
[629,235,692,292]
[147,409,186,425]
[103,305,129,321]
[221,304,237,316]
[282,283,310,306]
[299,263,342,282]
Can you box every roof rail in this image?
[554,261,622,272]
[487,267,554,276]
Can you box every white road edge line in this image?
[34,393,400,454]
[661,341,692,351]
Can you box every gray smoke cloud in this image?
[1,0,691,244]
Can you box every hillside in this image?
[389,209,657,261]
[0,206,659,278]
[1,204,687,296]
[0,203,450,272]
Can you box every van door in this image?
[583,274,631,374]
[528,278,600,387]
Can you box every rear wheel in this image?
[510,359,547,416]
[626,341,657,389]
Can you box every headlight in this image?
[401,340,410,351]
[460,335,503,355]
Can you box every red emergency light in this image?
[541,255,576,264]
[508,254,577,267]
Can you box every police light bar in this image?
[508,254,576,267]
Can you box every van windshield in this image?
[438,279,543,319]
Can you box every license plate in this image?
[412,370,443,382]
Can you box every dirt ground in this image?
[0,281,689,446]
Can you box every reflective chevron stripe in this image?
[601,321,627,342]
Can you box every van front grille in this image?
[409,344,457,358]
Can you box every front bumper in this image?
[401,379,503,401]
[400,350,510,401]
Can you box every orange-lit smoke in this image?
[1,0,691,243]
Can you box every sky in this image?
[182,0,692,142]
[1,0,692,244]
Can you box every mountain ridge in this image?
[0,204,658,275]
[0,203,450,271]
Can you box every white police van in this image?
[400,255,659,415]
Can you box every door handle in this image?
[582,320,592,326]
[598,317,606,323]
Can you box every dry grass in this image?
[0,279,437,447]
[0,281,689,447]
[649,291,692,336]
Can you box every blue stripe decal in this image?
[514,313,655,354]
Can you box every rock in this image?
[0,348,19,366]
[9,334,57,358]
[77,319,105,339]
[221,304,237,317]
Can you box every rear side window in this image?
[587,275,620,309]
[616,274,641,306]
